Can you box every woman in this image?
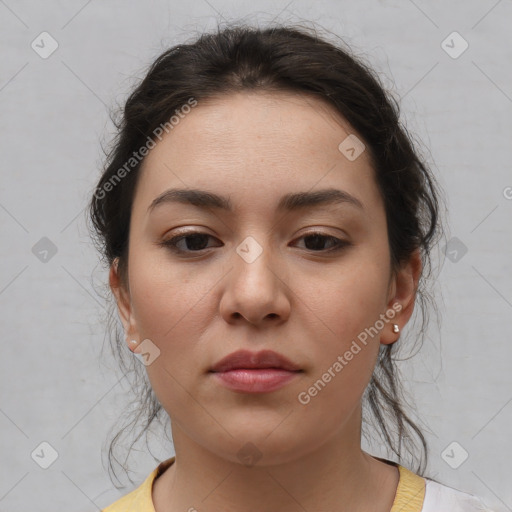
[90,23,493,512]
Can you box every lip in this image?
[209,349,303,394]
[210,349,301,372]
[211,369,300,393]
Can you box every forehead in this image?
[134,91,382,218]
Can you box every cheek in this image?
[127,259,188,379]
[127,255,213,413]
[296,252,390,390]
[288,259,389,454]
[127,246,230,398]
[128,245,212,337]
[304,254,390,342]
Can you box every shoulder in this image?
[422,478,493,512]
[101,468,158,511]
[101,456,175,512]
[101,478,152,512]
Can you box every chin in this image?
[206,428,308,467]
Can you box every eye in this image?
[292,232,350,252]
[161,231,222,254]
[160,230,350,255]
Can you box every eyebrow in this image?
[147,187,364,214]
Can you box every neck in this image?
[152,414,399,512]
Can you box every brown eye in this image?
[162,232,222,253]
[293,233,350,252]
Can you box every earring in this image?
[392,324,400,333]
[128,339,138,351]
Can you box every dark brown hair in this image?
[89,22,445,487]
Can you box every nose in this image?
[219,239,291,326]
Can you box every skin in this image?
[110,91,422,512]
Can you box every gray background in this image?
[1,0,511,510]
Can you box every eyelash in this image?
[160,231,350,255]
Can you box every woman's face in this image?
[111,91,419,465]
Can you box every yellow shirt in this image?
[102,456,427,512]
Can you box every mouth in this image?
[210,349,302,373]
[210,368,302,393]
[209,350,303,393]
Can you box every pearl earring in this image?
[392,324,400,333]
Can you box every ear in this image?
[380,248,422,345]
[109,258,139,345]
